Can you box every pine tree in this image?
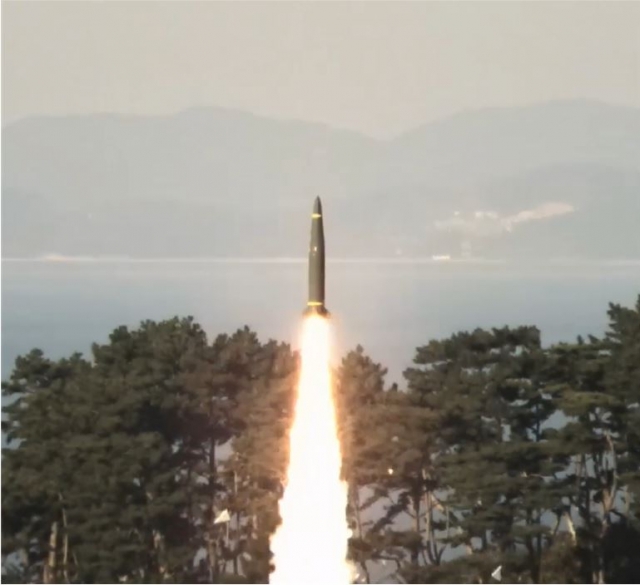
[3,349,91,583]
[2,319,288,583]
[603,297,640,524]
[334,346,398,583]
[404,326,565,583]
[184,326,271,583]
[5,296,640,584]
[219,336,297,583]
[335,346,442,584]
[546,295,640,583]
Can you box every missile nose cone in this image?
[313,196,322,216]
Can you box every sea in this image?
[3,258,640,385]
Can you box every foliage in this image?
[3,296,640,583]
[2,319,295,583]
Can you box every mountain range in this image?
[3,100,639,260]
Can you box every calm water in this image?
[2,259,640,384]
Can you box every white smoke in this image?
[435,202,574,237]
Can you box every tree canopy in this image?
[3,297,640,583]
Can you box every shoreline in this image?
[3,256,640,267]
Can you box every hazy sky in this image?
[2,1,639,137]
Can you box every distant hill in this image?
[3,100,639,260]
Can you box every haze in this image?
[3,0,639,138]
[3,5,640,581]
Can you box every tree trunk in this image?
[58,495,70,584]
[411,493,421,568]
[62,514,70,583]
[232,470,239,576]
[208,438,219,582]
[44,521,59,584]
[564,510,577,546]
[424,490,432,558]
[535,509,542,584]
[524,533,535,583]
[352,484,364,539]
[207,536,218,583]
[595,513,610,585]
[153,530,169,581]
[19,548,28,570]
[232,518,239,576]
[350,484,371,583]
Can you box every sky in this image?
[2,1,639,138]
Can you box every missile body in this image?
[305,196,329,317]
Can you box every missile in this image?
[304,196,329,317]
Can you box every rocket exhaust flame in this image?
[270,315,352,584]
[270,198,352,583]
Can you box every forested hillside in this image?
[3,101,640,260]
